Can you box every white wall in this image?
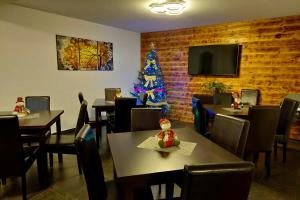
[0,4,140,130]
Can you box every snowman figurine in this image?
[156,118,180,148]
[13,97,30,117]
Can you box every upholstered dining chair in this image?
[180,162,254,200]
[110,97,137,133]
[45,100,87,174]
[192,94,215,136]
[131,107,162,195]
[0,115,40,200]
[25,96,50,112]
[244,106,280,178]
[105,88,121,101]
[274,98,299,163]
[75,124,153,200]
[78,92,109,141]
[131,108,161,131]
[213,92,233,106]
[24,96,51,148]
[210,114,250,159]
[240,89,260,106]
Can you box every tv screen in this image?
[188,44,240,76]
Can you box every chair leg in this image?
[274,141,278,157]
[1,178,6,185]
[283,143,287,163]
[49,153,53,168]
[253,152,259,164]
[265,152,271,178]
[21,174,27,200]
[166,182,174,200]
[76,154,82,175]
[158,184,162,196]
[58,153,63,163]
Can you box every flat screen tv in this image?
[188,44,240,76]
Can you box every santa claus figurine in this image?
[156,118,180,148]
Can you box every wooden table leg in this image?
[120,182,134,200]
[56,116,63,163]
[37,137,49,187]
[95,108,101,148]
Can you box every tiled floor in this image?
[1,123,300,200]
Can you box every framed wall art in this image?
[56,35,113,71]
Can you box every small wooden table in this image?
[108,127,243,200]
[0,110,64,187]
[92,99,115,146]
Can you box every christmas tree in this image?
[131,45,169,115]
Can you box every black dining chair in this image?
[78,92,109,141]
[244,106,280,178]
[0,115,40,200]
[25,96,50,112]
[180,162,254,200]
[274,98,299,163]
[141,93,149,107]
[213,92,233,106]
[192,95,214,136]
[45,100,87,174]
[131,108,161,131]
[210,114,250,159]
[75,124,153,200]
[240,89,260,106]
[131,107,162,194]
[109,97,137,133]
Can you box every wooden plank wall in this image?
[141,15,300,124]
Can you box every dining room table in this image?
[0,110,64,187]
[107,127,245,200]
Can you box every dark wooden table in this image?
[108,127,243,200]
[92,99,115,146]
[204,104,249,117]
[0,110,64,187]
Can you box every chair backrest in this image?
[0,115,24,178]
[192,94,214,104]
[75,124,107,200]
[213,93,233,106]
[211,114,250,158]
[182,162,254,200]
[131,108,161,131]
[105,88,121,101]
[78,92,90,123]
[277,98,299,138]
[141,93,148,107]
[114,97,137,133]
[241,89,260,106]
[25,96,50,112]
[192,96,208,135]
[245,106,280,152]
[74,100,88,136]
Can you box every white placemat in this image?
[137,136,197,156]
[19,113,40,119]
[222,107,244,112]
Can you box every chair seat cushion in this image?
[45,134,76,154]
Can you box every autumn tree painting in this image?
[56,35,113,71]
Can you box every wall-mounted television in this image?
[188,44,240,76]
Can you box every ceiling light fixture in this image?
[149,0,186,15]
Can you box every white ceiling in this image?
[6,0,300,33]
